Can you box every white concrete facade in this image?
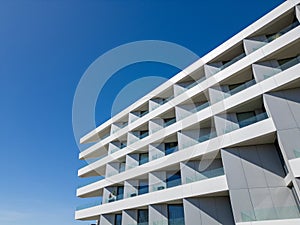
[75,1,300,224]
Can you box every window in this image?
[138,180,149,195]
[168,204,184,225]
[140,130,149,139]
[115,214,122,225]
[167,171,181,188]
[138,209,148,224]
[236,111,256,127]
[139,153,149,165]
[165,142,178,155]
[116,186,124,200]
[119,163,125,173]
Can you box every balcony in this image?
[152,96,174,111]
[163,117,176,127]
[185,167,224,184]
[252,20,300,52]
[139,131,149,139]
[224,112,268,134]
[262,56,300,80]
[210,52,246,76]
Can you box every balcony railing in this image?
[167,177,182,189]
[169,218,185,225]
[76,201,101,211]
[152,218,184,225]
[185,167,224,184]
[224,112,268,134]
[152,96,174,111]
[177,76,207,95]
[181,131,216,150]
[241,205,300,222]
[165,146,178,155]
[107,193,123,203]
[164,117,177,127]
[267,21,299,42]
[263,56,300,80]
[210,52,246,76]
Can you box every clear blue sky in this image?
[0,0,284,224]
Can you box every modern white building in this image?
[75,1,300,224]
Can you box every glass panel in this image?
[138,209,149,224]
[168,204,185,225]
[241,206,300,222]
[115,214,122,225]
[167,172,181,188]
[138,180,149,195]
[218,52,246,71]
[263,56,300,80]
[227,79,256,96]
[185,167,224,184]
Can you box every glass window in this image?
[138,209,149,224]
[165,142,178,155]
[139,153,149,165]
[138,180,149,195]
[116,186,124,200]
[236,111,256,127]
[168,204,185,225]
[119,163,126,173]
[115,214,122,225]
[167,171,181,188]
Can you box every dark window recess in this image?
[228,83,244,91]
[165,142,178,155]
[274,139,289,175]
[139,153,149,165]
[114,214,122,225]
[138,209,149,223]
[236,111,256,127]
[166,171,181,188]
[168,204,185,225]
